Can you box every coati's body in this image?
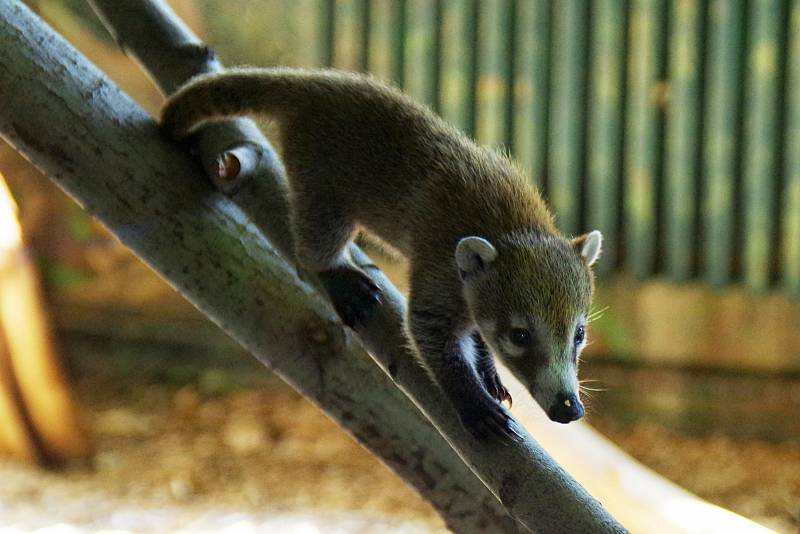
[162,67,602,438]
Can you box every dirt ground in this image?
[0,345,797,533]
[0,368,445,533]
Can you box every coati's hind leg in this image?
[472,333,512,407]
[290,187,381,329]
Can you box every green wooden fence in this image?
[316,0,800,295]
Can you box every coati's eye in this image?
[573,325,586,346]
[509,328,532,347]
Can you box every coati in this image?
[161,67,602,439]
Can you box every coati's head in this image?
[456,230,602,424]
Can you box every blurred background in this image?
[0,0,798,532]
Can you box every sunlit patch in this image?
[0,175,22,252]
[0,506,436,533]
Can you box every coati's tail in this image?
[161,67,332,139]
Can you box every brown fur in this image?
[161,67,599,437]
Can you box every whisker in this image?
[579,378,608,393]
[588,304,608,316]
[587,306,609,323]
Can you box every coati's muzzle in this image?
[547,393,584,424]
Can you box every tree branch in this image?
[0,1,625,531]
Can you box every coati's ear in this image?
[572,230,603,267]
[455,236,497,277]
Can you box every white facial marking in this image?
[532,345,580,412]
[500,338,526,357]
[478,320,497,337]
[510,315,528,329]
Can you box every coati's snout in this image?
[547,392,585,423]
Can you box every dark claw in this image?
[460,397,522,443]
[318,266,381,328]
[481,371,513,408]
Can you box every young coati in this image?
[161,67,602,439]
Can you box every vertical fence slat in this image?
[624,0,665,277]
[588,0,625,276]
[665,0,702,281]
[502,0,518,152]
[743,0,783,291]
[431,0,444,113]
[476,0,506,147]
[363,0,392,80]
[358,0,371,71]
[784,0,800,295]
[463,0,480,138]
[549,0,588,236]
[512,0,550,187]
[440,0,464,127]
[703,0,744,288]
[319,0,336,67]
[295,0,322,67]
[334,0,361,70]
[406,0,436,105]
[392,0,408,87]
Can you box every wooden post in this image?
[0,326,40,463]
[0,173,91,464]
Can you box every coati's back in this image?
[163,67,450,187]
[162,67,555,256]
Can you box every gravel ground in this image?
[0,371,444,533]
[0,353,797,533]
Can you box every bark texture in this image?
[0,1,625,532]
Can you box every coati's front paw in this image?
[459,396,522,442]
[318,266,381,328]
[480,371,512,408]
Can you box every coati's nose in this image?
[547,393,584,424]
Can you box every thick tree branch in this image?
[0,1,625,531]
